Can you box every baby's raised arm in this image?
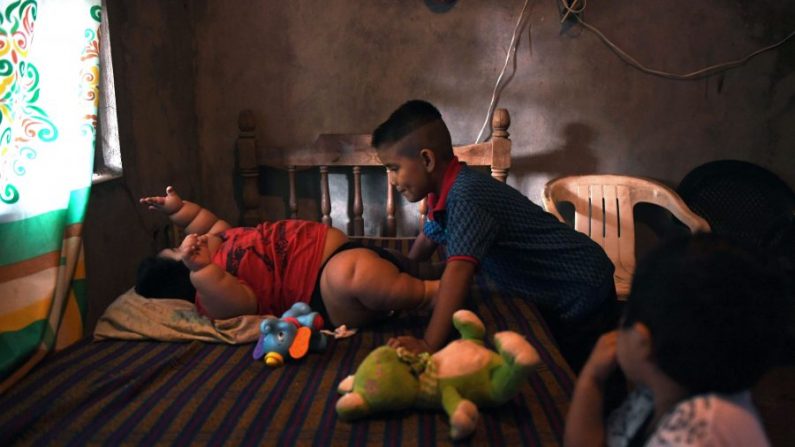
[140,186,231,235]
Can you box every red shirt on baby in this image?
[195,220,328,317]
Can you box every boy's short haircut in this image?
[135,256,196,302]
[372,99,454,161]
[621,233,789,394]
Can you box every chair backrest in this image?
[542,174,710,299]
[236,108,512,237]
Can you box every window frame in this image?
[92,0,121,184]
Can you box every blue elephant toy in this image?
[252,302,329,367]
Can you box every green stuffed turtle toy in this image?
[335,309,542,440]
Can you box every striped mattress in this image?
[0,238,574,446]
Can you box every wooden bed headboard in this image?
[236,108,511,237]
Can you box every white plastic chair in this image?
[542,175,710,300]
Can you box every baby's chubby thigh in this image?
[319,247,396,328]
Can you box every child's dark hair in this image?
[372,99,453,160]
[621,232,789,394]
[135,256,196,302]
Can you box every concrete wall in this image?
[83,0,795,330]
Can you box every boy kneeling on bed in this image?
[135,186,439,328]
[564,233,789,446]
[372,99,618,374]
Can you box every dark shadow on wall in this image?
[511,122,600,179]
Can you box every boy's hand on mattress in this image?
[180,233,212,271]
[387,335,431,355]
[139,185,183,215]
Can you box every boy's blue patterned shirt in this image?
[424,164,615,322]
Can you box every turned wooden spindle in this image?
[385,168,396,237]
[418,198,428,230]
[320,166,331,227]
[352,166,364,236]
[237,109,261,226]
[288,166,298,218]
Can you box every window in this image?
[92,0,121,184]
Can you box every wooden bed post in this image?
[490,108,511,182]
[237,110,261,226]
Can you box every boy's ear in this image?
[419,148,436,173]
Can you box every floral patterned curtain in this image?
[0,0,101,392]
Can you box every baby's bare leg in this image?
[319,248,439,328]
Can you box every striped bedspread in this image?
[0,238,574,446]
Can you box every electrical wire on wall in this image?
[559,0,795,81]
[474,0,533,144]
[475,0,795,142]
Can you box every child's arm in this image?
[388,259,476,353]
[408,233,438,262]
[564,331,619,447]
[180,234,258,319]
[140,186,231,235]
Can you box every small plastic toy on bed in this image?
[252,302,328,367]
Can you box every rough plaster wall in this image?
[83,1,199,330]
[192,0,795,230]
[82,0,794,329]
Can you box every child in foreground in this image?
[136,186,439,329]
[564,233,788,447]
[372,99,618,373]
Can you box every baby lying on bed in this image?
[136,186,439,329]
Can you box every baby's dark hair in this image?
[135,256,196,302]
[621,232,789,394]
[372,99,453,160]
